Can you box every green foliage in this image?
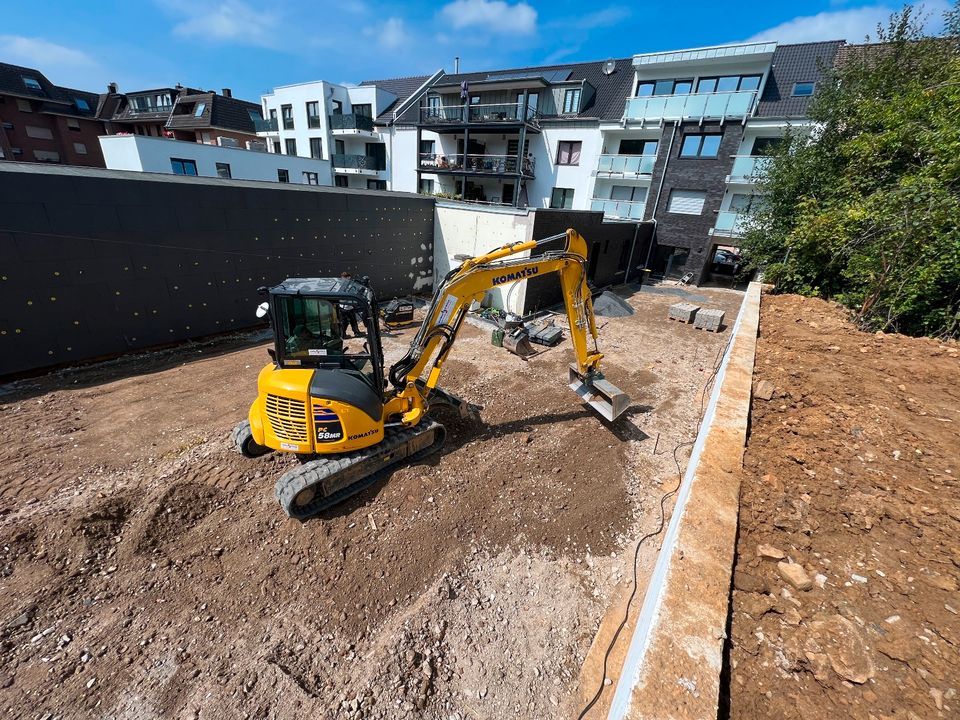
[740,4,960,337]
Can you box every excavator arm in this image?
[385,228,629,424]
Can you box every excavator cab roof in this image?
[270,277,373,304]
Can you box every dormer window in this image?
[562,88,581,114]
[75,98,90,111]
[194,102,206,117]
[22,77,41,91]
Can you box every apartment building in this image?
[256,74,437,189]
[0,62,105,167]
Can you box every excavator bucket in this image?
[503,329,536,357]
[568,364,630,422]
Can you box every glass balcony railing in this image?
[332,153,385,171]
[714,210,748,236]
[624,90,757,121]
[596,154,656,176]
[254,117,279,132]
[420,103,540,125]
[590,198,647,220]
[418,152,535,176]
[728,155,771,182]
[329,113,376,132]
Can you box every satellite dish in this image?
[602,59,616,75]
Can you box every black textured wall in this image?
[645,120,743,282]
[0,164,435,376]
[523,209,653,313]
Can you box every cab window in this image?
[280,297,343,359]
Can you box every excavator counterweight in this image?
[233,229,631,518]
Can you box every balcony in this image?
[590,198,646,220]
[727,155,771,183]
[329,113,376,136]
[254,117,279,133]
[595,154,656,177]
[419,103,540,127]
[332,153,385,174]
[624,90,757,122]
[418,152,535,177]
[712,210,748,237]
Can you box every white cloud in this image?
[161,0,282,48]
[0,35,99,71]
[576,6,630,30]
[363,17,411,50]
[744,0,950,44]
[438,0,537,35]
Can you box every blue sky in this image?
[1,0,950,100]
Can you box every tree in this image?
[740,4,960,337]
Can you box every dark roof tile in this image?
[359,74,433,123]
[756,41,844,118]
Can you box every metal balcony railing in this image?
[127,104,174,115]
[728,155,771,182]
[332,153,385,171]
[254,117,279,132]
[590,198,647,220]
[596,154,656,176]
[714,210,748,236]
[420,102,540,125]
[418,152,535,176]
[624,90,757,121]
[329,113,376,132]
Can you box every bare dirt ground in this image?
[727,295,960,720]
[0,284,741,719]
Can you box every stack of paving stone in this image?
[668,302,700,324]
[694,308,725,332]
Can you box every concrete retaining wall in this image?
[0,163,434,377]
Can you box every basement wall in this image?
[0,163,435,377]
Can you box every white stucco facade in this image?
[99,134,332,184]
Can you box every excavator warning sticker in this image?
[313,405,344,443]
[437,294,458,326]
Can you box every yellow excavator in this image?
[233,228,629,519]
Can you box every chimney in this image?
[454,56,460,73]
[222,88,232,98]
[108,82,118,94]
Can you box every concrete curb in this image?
[606,281,762,719]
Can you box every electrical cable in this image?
[576,329,734,719]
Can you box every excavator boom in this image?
[388,228,629,423]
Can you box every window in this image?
[680,134,722,158]
[281,104,294,129]
[562,88,581,114]
[332,100,343,115]
[335,139,345,155]
[335,175,349,188]
[216,162,232,179]
[507,138,530,158]
[11,148,23,156]
[418,178,435,194]
[636,79,693,97]
[25,126,54,140]
[367,179,387,190]
[792,82,815,97]
[610,185,647,203]
[73,142,88,155]
[556,141,582,166]
[309,137,323,159]
[75,98,90,111]
[17,99,32,112]
[67,118,81,131]
[269,108,277,121]
[34,150,60,162]
[277,169,290,183]
[667,189,707,215]
[353,103,372,117]
[272,140,281,154]
[22,76,41,91]
[469,96,480,105]
[751,137,783,155]
[729,193,755,211]
[426,96,440,116]
[306,101,320,128]
[170,158,198,175]
[419,139,435,155]
[193,102,205,118]
[303,171,319,185]
[618,139,657,155]
[285,138,297,156]
[697,75,762,93]
[550,187,575,209]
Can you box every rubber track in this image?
[274,420,445,520]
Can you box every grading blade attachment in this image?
[568,364,630,422]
